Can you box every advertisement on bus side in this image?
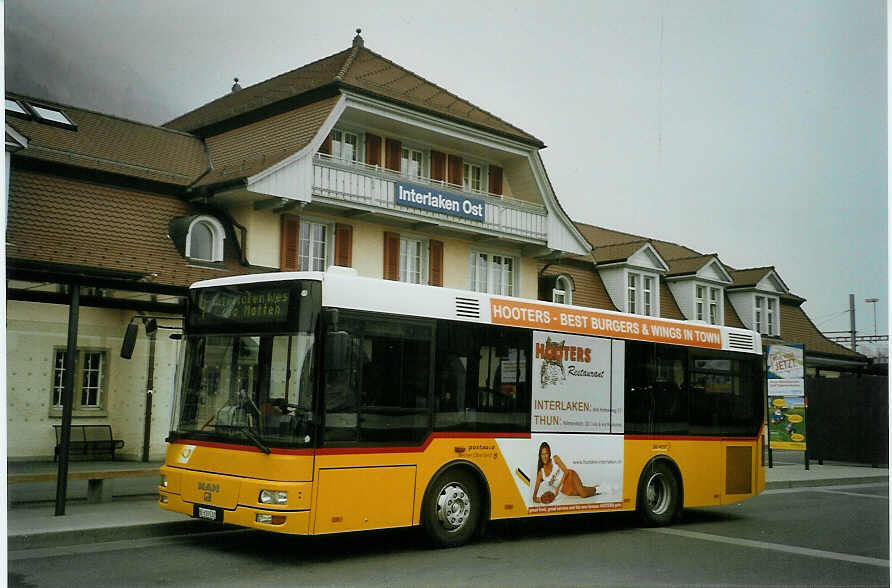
[497,434,624,514]
[495,330,625,514]
[531,331,623,433]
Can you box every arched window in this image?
[553,274,574,305]
[185,216,225,262]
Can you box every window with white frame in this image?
[553,275,573,305]
[643,276,654,316]
[401,147,424,179]
[400,237,426,284]
[709,287,720,325]
[299,220,329,271]
[186,216,225,262]
[754,295,778,336]
[463,162,483,193]
[51,349,108,413]
[331,129,359,162]
[696,285,706,321]
[696,285,722,324]
[627,271,656,316]
[469,251,514,295]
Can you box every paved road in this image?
[9,482,888,587]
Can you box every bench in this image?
[53,424,125,462]
[8,467,159,503]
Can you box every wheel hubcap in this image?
[436,483,471,531]
[646,473,671,515]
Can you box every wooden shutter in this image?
[280,215,300,271]
[488,165,503,195]
[448,155,463,186]
[334,223,353,267]
[430,151,446,181]
[383,232,400,280]
[365,134,381,166]
[429,240,444,287]
[385,138,402,172]
[319,132,332,155]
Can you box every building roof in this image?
[590,240,652,264]
[165,36,543,147]
[5,94,208,186]
[574,222,701,261]
[7,168,254,288]
[196,95,341,188]
[665,253,722,277]
[727,266,777,289]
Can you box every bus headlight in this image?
[160,474,168,488]
[259,490,288,505]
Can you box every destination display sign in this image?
[190,286,291,328]
[394,181,486,221]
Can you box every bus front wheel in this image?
[421,469,481,548]
[636,460,680,526]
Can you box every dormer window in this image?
[755,295,778,336]
[627,271,657,316]
[695,285,723,325]
[186,216,225,262]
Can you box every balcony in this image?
[312,154,547,243]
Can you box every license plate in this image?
[194,505,222,522]
[197,507,217,521]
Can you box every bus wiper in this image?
[238,424,271,455]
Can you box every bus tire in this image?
[637,460,680,526]
[421,468,481,548]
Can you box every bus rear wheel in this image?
[637,461,680,526]
[421,469,481,548]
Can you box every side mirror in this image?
[324,331,350,371]
[121,322,139,359]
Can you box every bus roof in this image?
[190,268,762,355]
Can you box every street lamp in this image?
[865,298,879,337]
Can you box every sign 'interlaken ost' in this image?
[394,181,485,221]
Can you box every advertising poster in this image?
[768,395,807,450]
[496,434,624,515]
[531,331,622,433]
[767,344,805,396]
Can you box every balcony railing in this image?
[312,153,547,242]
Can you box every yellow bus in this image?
[159,267,765,547]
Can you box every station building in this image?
[5,32,865,461]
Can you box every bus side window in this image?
[434,322,530,433]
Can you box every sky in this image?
[4,0,888,349]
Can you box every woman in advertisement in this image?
[532,442,598,504]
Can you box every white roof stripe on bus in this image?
[188,269,761,354]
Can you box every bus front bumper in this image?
[159,490,311,535]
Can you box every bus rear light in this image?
[256,514,286,525]
[259,490,288,505]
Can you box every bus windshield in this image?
[172,280,319,449]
